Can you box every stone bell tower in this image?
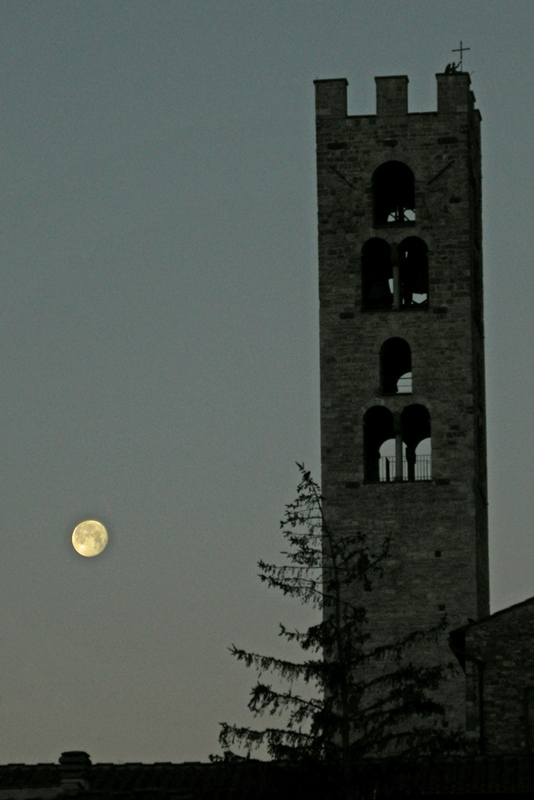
[314,73,488,727]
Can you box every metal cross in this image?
[452,41,470,71]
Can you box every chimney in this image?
[59,751,92,793]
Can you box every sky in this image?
[1,0,534,766]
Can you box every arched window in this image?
[364,406,395,482]
[362,237,428,312]
[380,338,412,395]
[399,237,428,307]
[364,403,431,483]
[401,404,431,481]
[373,161,415,225]
[379,436,406,482]
[362,239,392,309]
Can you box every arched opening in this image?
[380,338,412,395]
[379,436,407,482]
[364,406,395,482]
[399,237,429,307]
[364,404,432,483]
[362,239,392,309]
[401,404,432,481]
[373,161,415,225]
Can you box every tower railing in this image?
[379,454,432,482]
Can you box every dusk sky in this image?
[2,0,534,765]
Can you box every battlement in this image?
[313,77,348,118]
[314,72,477,118]
[375,75,409,116]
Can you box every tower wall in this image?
[315,73,488,728]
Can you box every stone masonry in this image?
[455,599,534,754]
[314,73,489,730]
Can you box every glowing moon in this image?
[72,520,108,557]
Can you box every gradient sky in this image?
[1,0,534,765]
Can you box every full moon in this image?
[71,520,108,557]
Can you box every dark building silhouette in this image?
[2,750,534,798]
[451,597,534,756]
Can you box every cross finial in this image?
[452,41,470,71]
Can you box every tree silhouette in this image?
[218,465,465,794]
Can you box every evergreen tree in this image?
[218,464,465,790]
